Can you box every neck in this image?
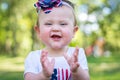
[44,46,68,57]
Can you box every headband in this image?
[34,0,73,14]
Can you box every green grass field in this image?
[0,53,120,80]
[0,56,24,80]
[88,55,120,80]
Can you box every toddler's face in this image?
[37,6,77,49]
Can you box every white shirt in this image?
[24,47,88,80]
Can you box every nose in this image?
[51,25,60,32]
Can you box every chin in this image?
[51,46,64,50]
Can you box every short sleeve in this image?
[24,51,40,75]
[78,48,88,70]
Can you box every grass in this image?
[0,56,24,80]
[0,53,120,80]
[87,54,120,80]
[0,71,23,80]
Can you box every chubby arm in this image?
[71,67,90,80]
[64,47,90,80]
[24,72,50,80]
[24,51,55,80]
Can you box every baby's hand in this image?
[40,51,55,78]
[64,47,79,73]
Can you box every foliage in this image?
[0,0,37,56]
[0,0,120,56]
[75,0,120,52]
[69,30,84,47]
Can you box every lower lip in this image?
[51,37,61,41]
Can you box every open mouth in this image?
[51,34,62,40]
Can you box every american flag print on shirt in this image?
[50,68,72,80]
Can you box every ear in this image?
[34,25,40,34]
[73,26,78,34]
[73,26,78,38]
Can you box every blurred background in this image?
[0,0,120,80]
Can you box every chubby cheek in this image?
[63,30,74,43]
[39,29,50,42]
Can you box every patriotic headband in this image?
[34,0,73,14]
